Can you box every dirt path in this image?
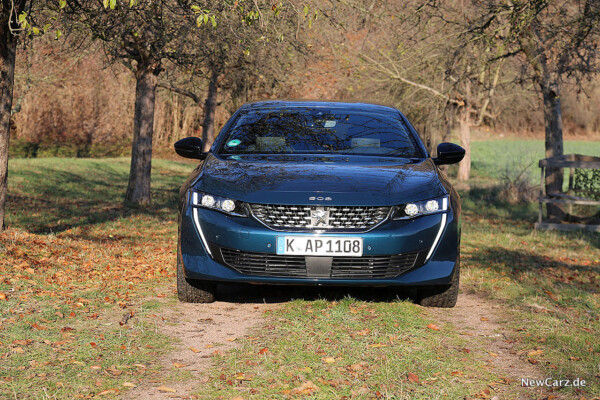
[125,288,563,400]
[426,291,561,400]
[124,286,273,400]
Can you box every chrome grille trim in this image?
[249,204,392,232]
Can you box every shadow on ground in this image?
[7,159,185,234]
[461,184,600,249]
[467,246,600,293]
[213,282,418,304]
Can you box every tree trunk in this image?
[171,95,181,145]
[0,3,20,230]
[125,62,160,206]
[202,68,219,152]
[541,80,564,219]
[438,105,454,174]
[457,106,471,181]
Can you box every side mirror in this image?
[174,137,206,160]
[433,142,465,165]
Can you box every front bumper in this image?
[179,203,460,287]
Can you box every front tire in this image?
[177,252,216,303]
[417,257,460,308]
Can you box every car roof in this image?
[241,100,401,116]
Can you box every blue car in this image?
[174,101,465,307]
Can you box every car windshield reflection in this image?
[218,107,421,158]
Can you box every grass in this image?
[459,200,600,396]
[6,157,191,232]
[1,158,193,399]
[199,299,500,399]
[469,139,600,183]
[1,143,599,399]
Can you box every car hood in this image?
[194,154,445,206]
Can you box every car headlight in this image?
[393,196,448,219]
[191,191,248,217]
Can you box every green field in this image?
[1,140,599,399]
[470,139,600,182]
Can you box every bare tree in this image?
[64,1,300,205]
[157,1,304,151]
[0,0,59,229]
[62,1,205,205]
[336,0,502,181]
[470,0,600,217]
[0,0,25,229]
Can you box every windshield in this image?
[218,107,422,158]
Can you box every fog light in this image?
[201,195,216,207]
[405,203,419,216]
[221,199,235,212]
[425,200,439,212]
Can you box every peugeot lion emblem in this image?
[310,207,330,227]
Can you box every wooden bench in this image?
[536,154,600,232]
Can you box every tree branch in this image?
[359,52,462,105]
[157,83,200,104]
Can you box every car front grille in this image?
[249,204,391,231]
[217,246,424,279]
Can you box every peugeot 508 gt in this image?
[174,101,465,307]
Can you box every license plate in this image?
[276,236,363,256]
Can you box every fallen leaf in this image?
[0,293,6,300]
[368,343,387,348]
[545,290,559,301]
[189,347,201,353]
[105,367,122,376]
[12,347,24,353]
[123,382,136,388]
[488,352,499,357]
[322,357,335,364]
[258,347,269,355]
[290,380,319,395]
[480,317,489,321]
[96,389,119,396]
[427,324,440,331]
[157,385,176,393]
[408,372,420,383]
[348,363,367,371]
[235,373,251,381]
[527,350,543,357]
[172,363,187,368]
